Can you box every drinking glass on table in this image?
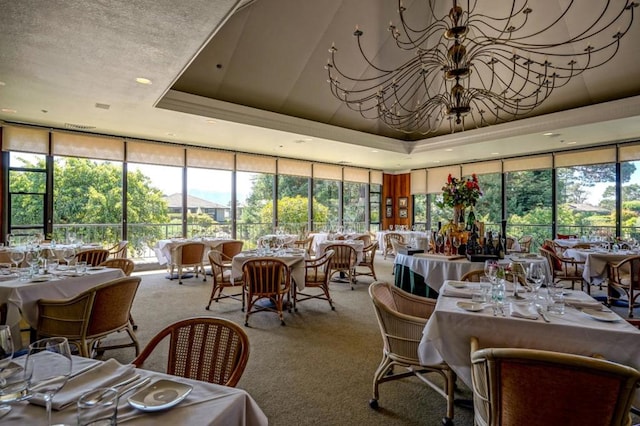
[0,325,14,417]
[9,249,24,270]
[484,260,498,283]
[26,337,72,426]
[62,248,76,270]
[452,236,461,254]
[527,263,545,304]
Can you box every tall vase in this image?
[453,204,465,226]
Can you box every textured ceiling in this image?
[1,0,640,172]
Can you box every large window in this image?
[370,183,382,232]
[343,181,366,232]
[474,172,502,228]
[619,160,640,241]
[7,152,47,245]
[237,171,275,248]
[413,194,427,228]
[53,157,123,245]
[313,179,340,231]
[277,175,309,236]
[187,167,232,238]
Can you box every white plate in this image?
[582,308,621,322]
[456,301,485,312]
[30,275,52,282]
[448,281,467,289]
[87,266,105,270]
[128,379,192,412]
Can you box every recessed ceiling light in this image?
[543,132,560,137]
[491,152,500,155]
[166,132,176,137]
[1,108,17,113]
[135,77,152,85]
[0,81,5,86]
[205,119,216,124]
[567,141,577,145]
[371,150,379,153]
[432,160,441,163]
[444,148,453,152]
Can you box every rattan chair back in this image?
[242,258,290,326]
[37,276,141,358]
[327,244,357,289]
[132,317,250,387]
[75,248,110,267]
[607,255,640,318]
[170,242,206,284]
[369,282,455,422]
[470,336,640,426]
[206,250,242,308]
[99,258,134,275]
[383,232,404,259]
[355,234,372,246]
[356,241,379,280]
[221,241,244,262]
[107,240,128,259]
[294,249,335,310]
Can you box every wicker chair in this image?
[540,247,587,293]
[470,336,640,426]
[293,235,314,256]
[206,249,243,309]
[132,317,250,387]
[107,240,128,259]
[326,244,358,290]
[607,255,640,318]
[220,241,244,266]
[169,242,207,284]
[75,248,109,267]
[100,258,137,329]
[368,282,456,425]
[242,258,290,326]
[461,269,527,286]
[36,276,141,358]
[355,234,372,246]
[383,232,405,259]
[518,235,533,253]
[294,249,335,311]
[355,241,379,281]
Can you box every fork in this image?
[537,306,551,323]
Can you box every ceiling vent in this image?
[64,123,96,130]
[95,103,110,110]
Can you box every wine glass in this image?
[484,260,498,283]
[452,236,461,254]
[62,248,75,270]
[527,263,545,303]
[25,250,40,275]
[9,249,24,270]
[0,325,14,417]
[25,337,72,426]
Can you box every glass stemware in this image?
[0,325,14,417]
[484,260,498,283]
[62,248,76,270]
[26,337,72,426]
[527,263,545,303]
[9,250,24,270]
[452,237,461,254]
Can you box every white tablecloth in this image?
[4,355,268,426]
[153,238,238,265]
[0,267,125,347]
[309,232,369,254]
[376,231,428,253]
[554,238,608,249]
[564,249,638,285]
[419,280,640,406]
[317,240,365,263]
[232,251,307,290]
[395,253,552,294]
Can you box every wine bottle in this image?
[496,232,505,259]
[444,232,452,256]
[465,206,476,232]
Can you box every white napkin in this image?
[510,304,539,320]
[441,285,474,299]
[564,298,603,310]
[30,358,135,410]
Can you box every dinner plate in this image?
[128,379,192,412]
[87,266,105,270]
[456,301,485,312]
[581,308,621,322]
[30,275,52,283]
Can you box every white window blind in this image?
[127,141,185,166]
[462,160,501,177]
[370,171,383,185]
[427,166,461,193]
[2,126,49,153]
[343,167,369,183]
[619,143,640,162]
[186,148,234,170]
[278,158,312,177]
[554,147,616,168]
[313,163,342,181]
[503,155,552,172]
[52,132,124,161]
[410,169,427,194]
[236,154,276,174]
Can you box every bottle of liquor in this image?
[444,232,452,256]
[465,205,476,232]
[496,233,505,259]
[485,231,495,255]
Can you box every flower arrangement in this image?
[437,174,483,208]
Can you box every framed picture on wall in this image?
[385,197,393,206]
[385,206,393,218]
[398,197,408,208]
[399,208,408,218]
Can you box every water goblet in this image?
[26,337,72,426]
[62,248,76,270]
[25,250,40,275]
[9,249,24,270]
[0,325,14,418]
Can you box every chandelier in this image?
[325,0,638,135]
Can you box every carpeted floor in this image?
[102,255,637,426]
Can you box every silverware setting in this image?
[537,306,551,323]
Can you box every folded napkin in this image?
[564,297,603,310]
[0,273,18,281]
[30,358,135,410]
[441,285,474,299]
[510,304,539,320]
